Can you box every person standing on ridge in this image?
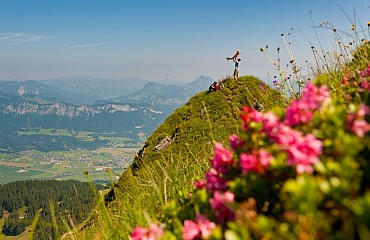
[226,50,242,81]
[233,58,241,81]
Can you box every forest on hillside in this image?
[0,180,104,239]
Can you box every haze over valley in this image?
[0,75,213,184]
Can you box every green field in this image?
[0,166,43,184]
[0,128,142,185]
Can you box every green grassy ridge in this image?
[101,76,283,235]
[127,76,283,175]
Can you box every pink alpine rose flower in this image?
[358,104,370,117]
[183,220,200,240]
[195,179,205,189]
[267,120,322,174]
[270,124,302,146]
[209,191,235,223]
[238,104,323,174]
[211,143,233,174]
[182,215,217,240]
[351,120,370,137]
[261,111,280,133]
[240,149,272,174]
[240,153,257,173]
[258,149,273,167]
[284,99,313,126]
[205,168,227,192]
[284,82,329,126]
[347,104,370,137]
[196,215,217,238]
[316,84,330,102]
[229,134,245,150]
[131,227,147,240]
[131,224,164,240]
[360,80,370,91]
[359,65,370,77]
[240,106,263,130]
[286,134,322,174]
[302,82,330,108]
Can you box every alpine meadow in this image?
[0,1,369,240]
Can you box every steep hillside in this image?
[128,76,281,173]
[84,76,283,237]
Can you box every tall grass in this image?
[260,8,370,99]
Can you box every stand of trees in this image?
[0,180,104,239]
[2,215,28,236]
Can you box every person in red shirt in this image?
[209,82,220,92]
[226,50,240,61]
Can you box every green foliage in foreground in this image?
[74,76,282,239]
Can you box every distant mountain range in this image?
[0,76,214,106]
[0,75,214,151]
[95,76,214,107]
[0,93,165,152]
[0,80,96,105]
[42,76,149,103]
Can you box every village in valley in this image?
[0,130,142,184]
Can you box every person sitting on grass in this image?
[233,58,241,81]
[209,82,221,92]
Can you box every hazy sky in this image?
[0,0,368,82]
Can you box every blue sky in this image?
[0,0,368,82]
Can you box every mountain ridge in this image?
[42,76,149,102]
[1,76,214,106]
[95,76,214,107]
[0,76,214,154]
[0,80,96,105]
[78,75,283,237]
